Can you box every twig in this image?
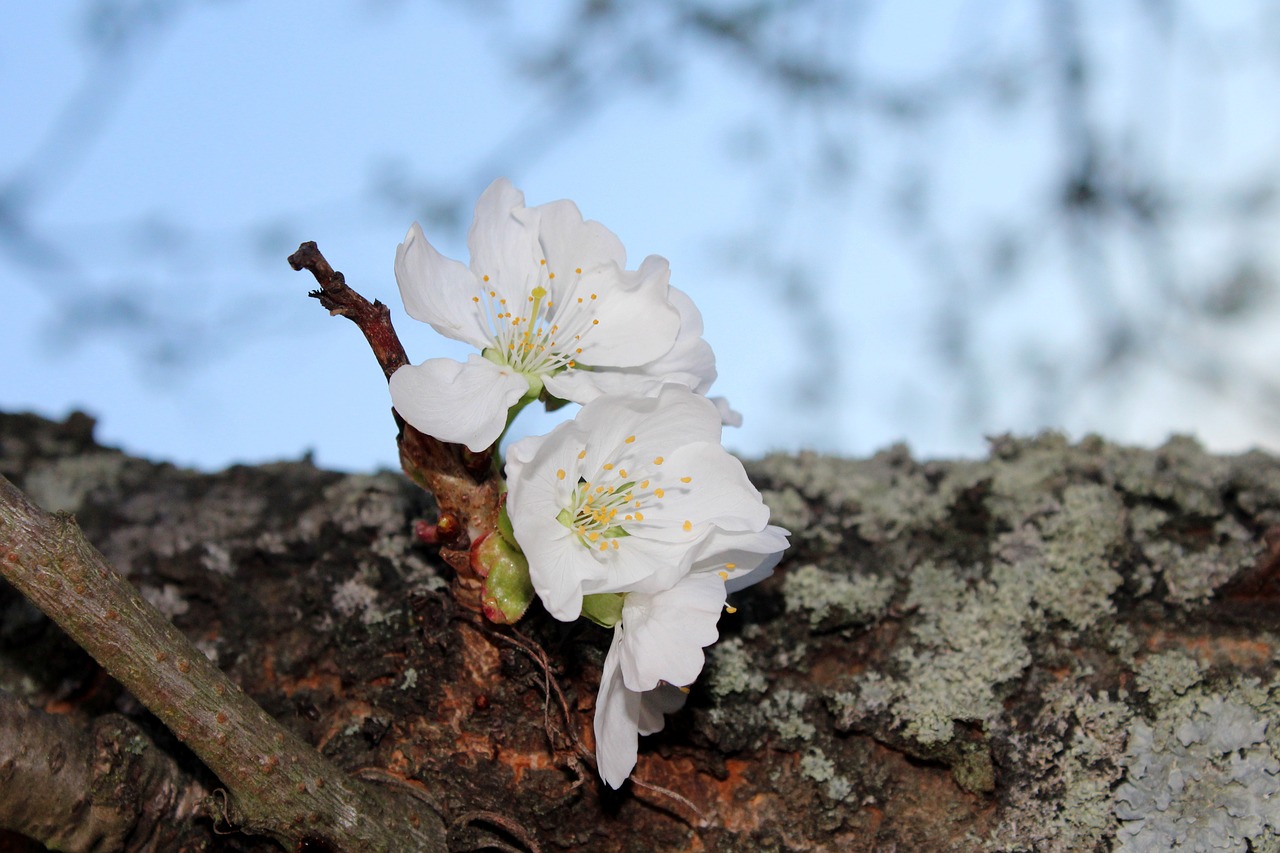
[288,241,408,380]
[0,474,447,853]
[289,242,501,612]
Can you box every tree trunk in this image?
[2,410,1278,851]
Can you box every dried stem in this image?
[289,241,500,611]
[0,474,447,853]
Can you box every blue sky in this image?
[4,1,1279,471]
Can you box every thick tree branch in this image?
[0,690,209,852]
[0,474,447,853]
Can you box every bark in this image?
[2,410,1279,851]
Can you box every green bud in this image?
[473,532,535,624]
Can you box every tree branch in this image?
[0,474,447,853]
[0,690,209,852]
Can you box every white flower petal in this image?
[638,685,688,736]
[692,525,791,592]
[466,179,540,301]
[573,257,680,367]
[636,441,770,541]
[619,572,726,692]
[389,354,529,452]
[711,396,743,428]
[523,195,627,273]
[594,631,641,788]
[394,223,491,350]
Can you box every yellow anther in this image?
[603,463,614,471]
[599,542,608,551]
[683,520,693,532]
[725,563,737,569]
[588,532,600,542]
[483,275,490,282]
[549,272,556,279]
[618,469,627,478]
[579,450,587,460]
[575,267,582,274]
[679,686,691,694]
[634,512,644,521]
[489,290,497,297]
[640,480,649,488]
[726,605,738,614]
[612,540,619,550]
[654,457,664,465]
[592,319,599,325]
[472,296,480,303]
[557,469,566,480]
[590,293,597,300]
[577,297,584,303]
[540,259,546,265]
[680,476,692,483]
[654,489,665,498]
[718,571,729,580]
[625,435,635,444]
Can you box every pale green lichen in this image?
[782,563,894,629]
[1114,687,1280,852]
[849,561,1032,745]
[800,749,853,801]
[22,452,128,513]
[985,684,1132,851]
[765,688,815,742]
[1134,651,1203,708]
[707,637,768,697]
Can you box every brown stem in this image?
[289,242,500,612]
[0,475,447,853]
[288,241,408,380]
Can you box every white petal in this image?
[619,572,726,692]
[638,441,770,541]
[467,178,541,303]
[638,685,688,736]
[388,354,529,452]
[395,223,491,350]
[574,257,681,367]
[692,525,791,592]
[524,195,627,273]
[594,631,641,788]
[634,284,717,393]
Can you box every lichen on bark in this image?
[4,414,1280,851]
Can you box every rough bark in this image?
[2,409,1279,851]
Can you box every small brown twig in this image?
[288,241,408,380]
[290,242,500,612]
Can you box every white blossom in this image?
[504,386,774,621]
[388,179,724,450]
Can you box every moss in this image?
[782,563,894,629]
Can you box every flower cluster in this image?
[390,179,788,787]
